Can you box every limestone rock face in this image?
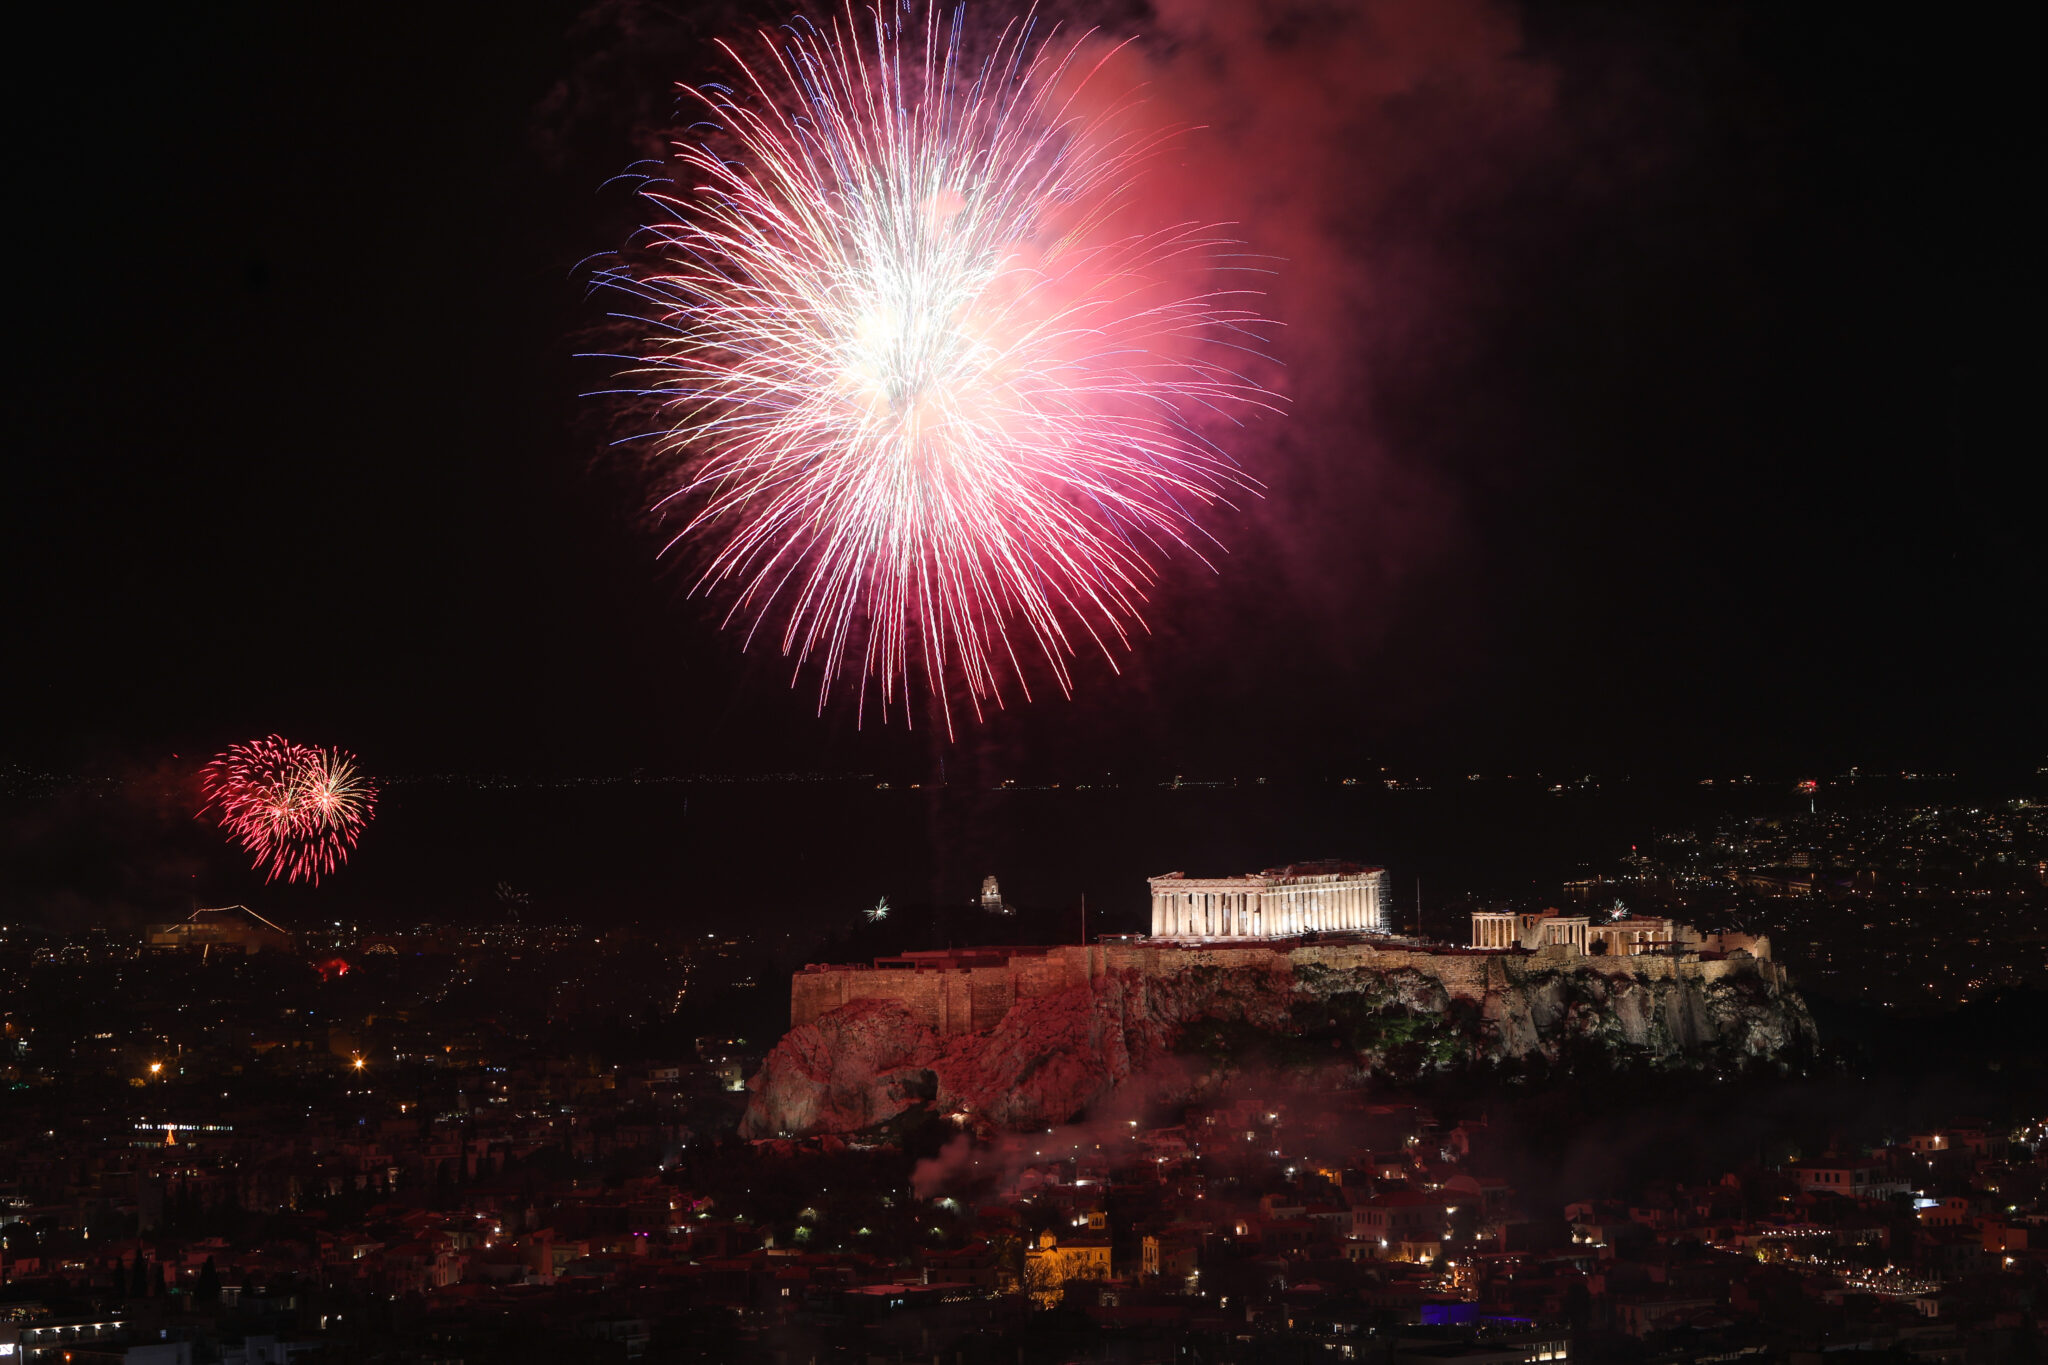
[742,954,1816,1139]
[740,997,940,1138]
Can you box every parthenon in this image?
[1148,862,1390,939]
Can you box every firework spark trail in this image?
[201,736,377,884]
[593,3,1280,730]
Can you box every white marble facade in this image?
[1147,864,1389,939]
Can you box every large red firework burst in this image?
[201,736,377,884]
[594,4,1279,731]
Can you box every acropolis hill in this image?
[744,865,1815,1138]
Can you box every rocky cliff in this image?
[742,950,1815,1138]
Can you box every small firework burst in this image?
[201,736,377,884]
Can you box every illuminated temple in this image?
[1147,861,1390,939]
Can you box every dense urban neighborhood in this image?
[4,825,2045,1365]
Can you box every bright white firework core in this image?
[596,3,1280,730]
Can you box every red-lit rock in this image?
[743,953,1814,1138]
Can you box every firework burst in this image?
[201,736,378,884]
[593,3,1279,729]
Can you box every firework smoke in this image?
[592,3,1280,731]
[200,736,377,884]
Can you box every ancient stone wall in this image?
[789,938,1787,1037]
[968,966,1013,1031]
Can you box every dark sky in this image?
[8,0,2040,786]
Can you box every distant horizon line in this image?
[4,759,2044,800]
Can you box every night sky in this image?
[9,0,2040,785]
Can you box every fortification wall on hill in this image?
[789,938,1789,1037]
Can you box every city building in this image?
[1023,1217,1112,1307]
[1787,1160,1909,1200]
[145,905,294,956]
